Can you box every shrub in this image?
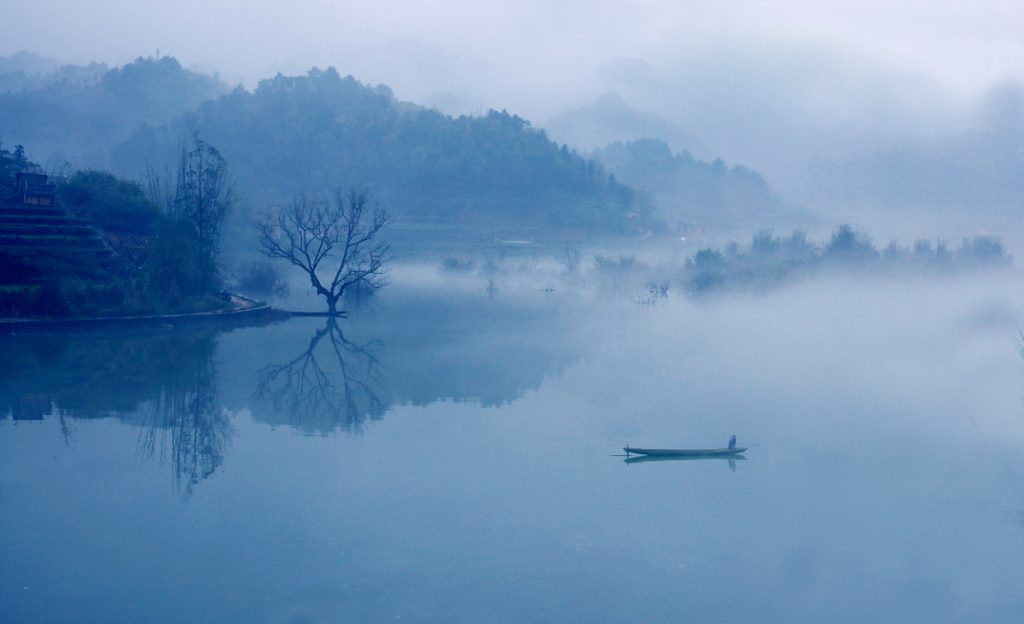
[60,170,162,235]
[593,254,642,273]
[957,236,1009,266]
[235,260,289,297]
[440,256,476,272]
[142,219,216,312]
[825,224,877,263]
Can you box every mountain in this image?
[592,138,780,226]
[0,61,108,97]
[0,56,227,169]
[113,67,648,231]
[544,93,711,158]
[809,83,1024,213]
[0,51,61,79]
[1,56,649,234]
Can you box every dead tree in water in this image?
[256,190,392,315]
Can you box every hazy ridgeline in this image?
[4,52,1019,260]
[0,56,226,171]
[0,57,648,236]
[1,52,1017,321]
[0,53,797,249]
[592,138,782,226]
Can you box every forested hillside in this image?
[0,55,648,232]
[113,68,646,230]
[0,56,226,169]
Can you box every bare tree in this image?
[556,246,581,274]
[173,133,235,266]
[143,161,174,211]
[256,189,393,315]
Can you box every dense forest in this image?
[0,56,650,232]
[592,138,780,226]
[113,67,646,230]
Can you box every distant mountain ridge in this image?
[544,93,712,158]
[0,55,227,169]
[0,51,61,79]
[810,83,1024,213]
[592,138,781,226]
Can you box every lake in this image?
[2,264,1024,623]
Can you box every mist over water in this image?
[3,263,1023,622]
[2,1,1023,620]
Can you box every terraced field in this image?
[0,200,116,313]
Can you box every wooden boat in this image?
[623,446,747,457]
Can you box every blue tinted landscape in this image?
[3,2,1024,621]
[4,264,1024,622]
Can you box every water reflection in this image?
[254,318,386,433]
[624,455,747,472]
[0,325,230,493]
[0,296,583,493]
[135,345,229,494]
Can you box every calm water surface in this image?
[2,270,1024,623]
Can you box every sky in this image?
[3,0,1022,103]
[2,0,1022,189]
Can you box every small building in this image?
[15,171,56,206]
[11,394,50,420]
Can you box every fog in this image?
[3,3,1024,620]
[6,1,1024,98]
[5,259,1024,621]
[4,0,1023,194]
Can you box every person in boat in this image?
[728,435,737,450]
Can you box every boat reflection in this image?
[624,454,747,472]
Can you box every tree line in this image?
[683,226,1010,293]
[4,130,392,318]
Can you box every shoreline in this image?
[0,293,283,332]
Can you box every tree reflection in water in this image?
[255,318,386,433]
[1,298,580,492]
[0,325,234,495]
[135,345,230,494]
